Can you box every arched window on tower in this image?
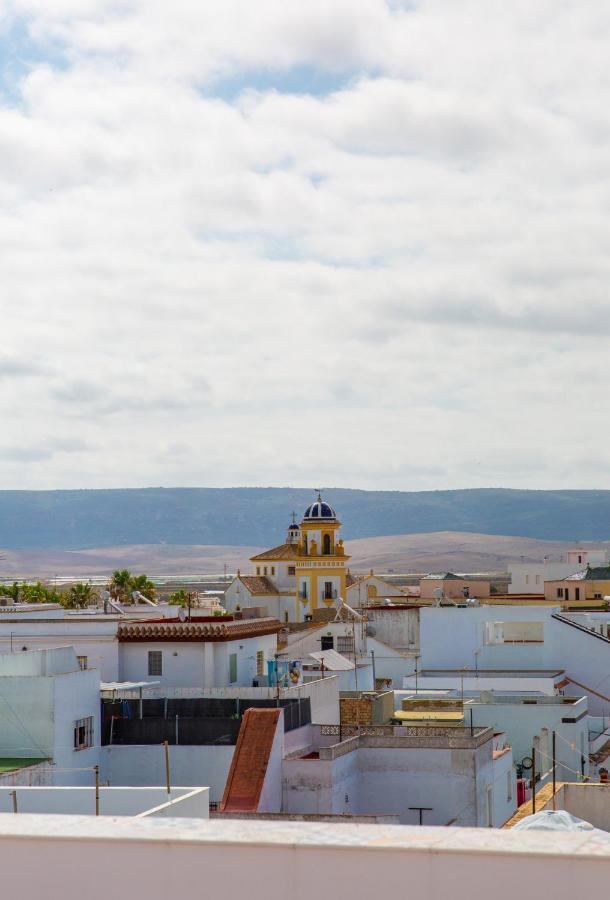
[323,534,332,555]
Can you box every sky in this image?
[0,0,609,492]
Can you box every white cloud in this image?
[0,1,609,491]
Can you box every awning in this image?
[308,649,355,671]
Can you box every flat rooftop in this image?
[420,669,565,678]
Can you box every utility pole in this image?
[531,745,537,814]
[352,617,358,693]
[371,649,376,687]
[94,765,100,816]
[164,740,171,795]
[552,731,556,810]
[274,653,281,704]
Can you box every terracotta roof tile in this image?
[239,575,279,595]
[220,708,281,813]
[250,543,297,561]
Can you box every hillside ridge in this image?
[0,487,609,549]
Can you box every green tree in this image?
[168,589,188,606]
[130,574,157,602]
[0,582,21,602]
[63,582,98,609]
[109,569,133,602]
[19,582,62,604]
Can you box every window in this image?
[300,582,308,599]
[486,785,493,827]
[525,575,529,585]
[256,650,265,677]
[74,716,94,750]
[595,593,602,599]
[321,635,334,650]
[535,575,540,585]
[256,567,260,575]
[263,567,267,575]
[557,588,564,598]
[77,655,88,670]
[324,581,334,599]
[271,567,275,576]
[575,588,581,601]
[484,621,544,644]
[323,534,332,555]
[229,653,238,683]
[148,650,163,676]
[288,566,295,576]
[337,635,355,654]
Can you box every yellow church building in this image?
[224,494,350,622]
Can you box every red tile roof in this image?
[251,543,297,561]
[220,708,281,813]
[239,575,279,595]
[118,617,281,643]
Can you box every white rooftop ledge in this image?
[1,815,609,900]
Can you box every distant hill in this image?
[0,487,609,550]
[2,532,609,579]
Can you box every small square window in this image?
[77,655,88,670]
[74,716,94,750]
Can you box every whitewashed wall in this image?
[100,745,234,803]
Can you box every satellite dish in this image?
[178,606,186,622]
[521,756,533,771]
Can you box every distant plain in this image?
[2,532,608,579]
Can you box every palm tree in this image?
[130,574,157,602]
[109,569,132,602]
[65,582,98,609]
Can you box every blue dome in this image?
[288,522,300,531]
[303,498,337,521]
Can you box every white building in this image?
[216,705,515,827]
[283,723,514,826]
[118,616,280,688]
[0,613,121,680]
[417,604,610,714]
[0,647,101,784]
[509,548,608,594]
[464,693,589,783]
